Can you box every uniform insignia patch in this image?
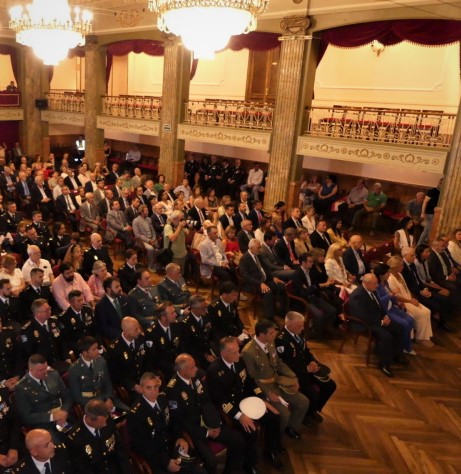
[34,330,39,338]
[277,346,284,353]
[85,444,92,455]
[168,400,178,409]
[181,391,188,401]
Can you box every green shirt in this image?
[366,191,387,208]
[164,224,187,258]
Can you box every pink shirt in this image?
[51,272,94,311]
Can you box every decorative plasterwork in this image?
[297,136,447,174]
[0,108,23,121]
[178,124,271,151]
[97,115,160,136]
[41,110,84,126]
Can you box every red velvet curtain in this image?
[0,45,19,86]
[318,19,461,63]
[0,121,20,148]
[226,31,280,51]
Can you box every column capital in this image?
[280,16,310,38]
[84,35,99,51]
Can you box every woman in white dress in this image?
[394,217,415,254]
[301,205,316,235]
[387,255,433,347]
[325,243,357,297]
[447,228,461,265]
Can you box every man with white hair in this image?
[21,244,54,284]
[349,182,387,236]
[188,197,207,231]
[82,232,114,279]
[79,192,101,232]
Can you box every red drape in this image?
[318,19,461,63]
[0,45,19,85]
[226,31,280,51]
[0,120,20,148]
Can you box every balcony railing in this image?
[46,90,85,113]
[0,92,20,107]
[305,106,456,148]
[184,100,274,130]
[101,95,162,121]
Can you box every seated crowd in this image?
[0,146,455,472]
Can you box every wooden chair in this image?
[285,281,311,329]
[117,421,153,474]
[190,248,219,298]
[338,302,376,366]
[236,266,260,318]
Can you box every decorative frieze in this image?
[41,110,84,126]
[178,123,271,151]
[0,108,23,121]
[297,136,446,174]
[97,115,160,136]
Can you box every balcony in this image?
[0,91,23,121]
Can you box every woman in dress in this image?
[314,175,338,218]
[204,188,219,224]
[218,195,232,217]
[154,174,166,194]
[294,227,312,257]
[158,190,174,216]
[387,256,433,347]
[327,217,348,247]
[325,243,357,297]
[374,263,416,355]
[0,254,25,297]
[394,216,415,254]
[301,205,316,235]
[255,218,272,244]
[88,260,111,302]
[448,228,461,265]
[270,212,284,239]
[222,225,241,266]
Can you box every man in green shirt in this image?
[349,182,387,236]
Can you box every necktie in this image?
[44,461,52,474]
[321,233,328,243]
[89,362,93,373]
[409,263,422,286]
[113,298,122,318]
[43,322,49,333]
[40,379,48,391]
[24,181,30,195]
[77,312,82,321]
[95,429,101,438]
[166,327,171,341]
[66,195,72,211]
[231,363,236,373]
[198,318,203,329]
[253,256,266,281]
[294,334,303,344]
[370,292,380,308]
[304,270,312,286]
[5,298,9,306]
[130,341,135,352]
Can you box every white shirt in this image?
[22,258,53,284]
[247,168,263,186]
[31,456,52,474]
[254,336,268,353]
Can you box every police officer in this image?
[0,278,21,330]
[204,155,222,193]
[128,269,161,329]
[66,399,131,473]
[0,319,21,390]
[117,249,141,294]
[82,233,114,279]
[158,263,191,314]
[184,153,200,188]
[228,159,247,198]
[0,386,20,472]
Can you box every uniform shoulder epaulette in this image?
[109,343,115,349]
[22,320,32,329]
[167,378,176,388]
[210,300,219,308]
[131,402,141,413]
[84,248,91,254]
[49,315,58,321]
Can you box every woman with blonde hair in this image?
[325,243,357,296]
[0,254,25,297]
[301,205,316,235]
[88,260,111,302]
[448,228,461,265]
[387,255,433,347]
[294,227,312,256]
[63,243,84,274]
[218,195,232,217]
[222,225,241,266]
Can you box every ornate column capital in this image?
[279,16,311,40]
[84,35,99,50]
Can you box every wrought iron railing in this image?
[101,95,162,120]
[184,100,274,130]
[46,90,85,113]
[304,106,456,148]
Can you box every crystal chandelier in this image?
[148,0,268,59]
[9,0,92,66]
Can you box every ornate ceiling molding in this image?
[41,110,84,126]
[97,115,160,136]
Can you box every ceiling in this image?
[0,0,460,40]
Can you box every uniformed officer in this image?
[127,372,206,474]
[275,312,336,425]
[0,278,21,331]
[220,159,234,196]
[23,225,51,262]
[182,295,215,369]
[208,282,250,353]
[106,317,151,400]
[65,399,131,473]
[31,211,52,242]
[128,268,161,329]
[0,386,20,472]
[0,202,22,234]
[204,155,223,193]
[117,249,141,294]
[145,302,187,380]
[18,299,68,371]
[207,337,284,470]
[184,153,200,188]
[82,233,114,279]
[68,336,129,413]
[59,290,99,358]
[166,354,246,474]
[14,354,73,442]
[0,319,22,390]
[158,263,191,314]
[228,159,247,198]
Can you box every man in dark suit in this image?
[14,428,71,473]
[15,171,33,215]
[218,204,236,231]
[259,230,296,282]
[117,249,141,294]
[276,312,336,424]
[63,169,82,191]
[32,210,52,240]
[0,278,21,327]
[283,207,303,231]
[236,219,255,254]
[0,201,22,233]
[30,175,53,220]
[0,321,22,388]
[188,197,207,231]
[348,274,406,377]
[117,188,131,212]
[82,232,114,279]
[105,163,121,186]
[95,277,135,341]
[309,219,332,251]
[151,202,167,236]
[233,202,248,232]
[343,234,370,281]
[207,337,283,470]
[0,385,20,470]
[84,173,98,193]
[55,185,79,231]
[274,227,299,268]
[19,268,57,321]
[124,196,140,226]
[238,238,288,321]
[98,189,113,219]
[427,238,461,298]
[247,200,264,230]
[65,399,131,474]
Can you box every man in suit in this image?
[218,204,235,233]
[0,201,22,233]
[0,320,22,388]
[248,200,265,231]
[63,169,81,191]
[343,234,370,282]
[93,179,106,206]
[242,319,310,439]
[15,354,73,439]
[95,277,135,341]
[82,232,114,279]
[14,428,71,473]
[30,175,53,219]
[0,384,20,470]
[127,372,205,474]
[348,274,406,377]
[84,173,98,193]
[207,337,284,470]
[188,197,207,231]
[291,253,337,338]
[274,227,299,268]
[0,165,17,200]
[106,200,133,247]
[236,219,255,254]
[151,202,167,236]
[283,207,303,231]
[259,230,297,282]
[105,163,120,186]
[158,262,191,313]
[132,204,158,272]
[68,336,123,411]
[117,188,131,212]
[79,192,101,233]
[128,268,161,329]
[15,171,33,215]
[144,303,188,380]
[98,189,113,219]
[239,239,288,321]
[124,196,140,226]
[65,399,131,474]
[19,268,56,321]
[233,202,248,231]
[310,219,333,251]
[117,249,141,294]
[276,312,336,424]
[55,185,79,231]
[106,317,151,400]
[0,278,21,328]
[30,211,52,242]
[166,354,247,474]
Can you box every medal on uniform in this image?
[71,318,76,325]
[160,337,165,345]
[5,338,11,348]
[85,445,92,455]
[106,435,115,451]
[181,391,188,401]
[147,417,153,426]
[123,352,128,360]
[217,310,221,317]
[165,407,170,424]
[34,330,39,338]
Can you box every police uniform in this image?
[0,212,22,234]
[117,262,141,294]
[59,305,98,357]
[229,165,247,197]
[128,285,161,329]
[32,221,52,241]
[206,161,223,192]
[182,313,214,369]
[82,246,114,279]
[22,236,51,262]
[206,358,282,466]
[184,159,200,187]
[106,335,151,395]
[0,387,21,463]
[221,163,234,196]
[0,296,21,328]
[158,277,190,309]
[145,323,187,380]
[166,374,245,474]
[18,317,66,369]
[275,327,336,417]
[208,298,244,351]
[66,419,131,474]
[14,445,71,473]
[0,324,22,383]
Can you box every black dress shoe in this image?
[379,365,394,378]
[264,451,284,470]
[285,427,301,439]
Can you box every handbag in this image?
[157,240,173,266]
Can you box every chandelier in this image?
[9,0,92,66]
[148,0,268,59]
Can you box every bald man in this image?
[82,233,114,279]
[14,428,71,473]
